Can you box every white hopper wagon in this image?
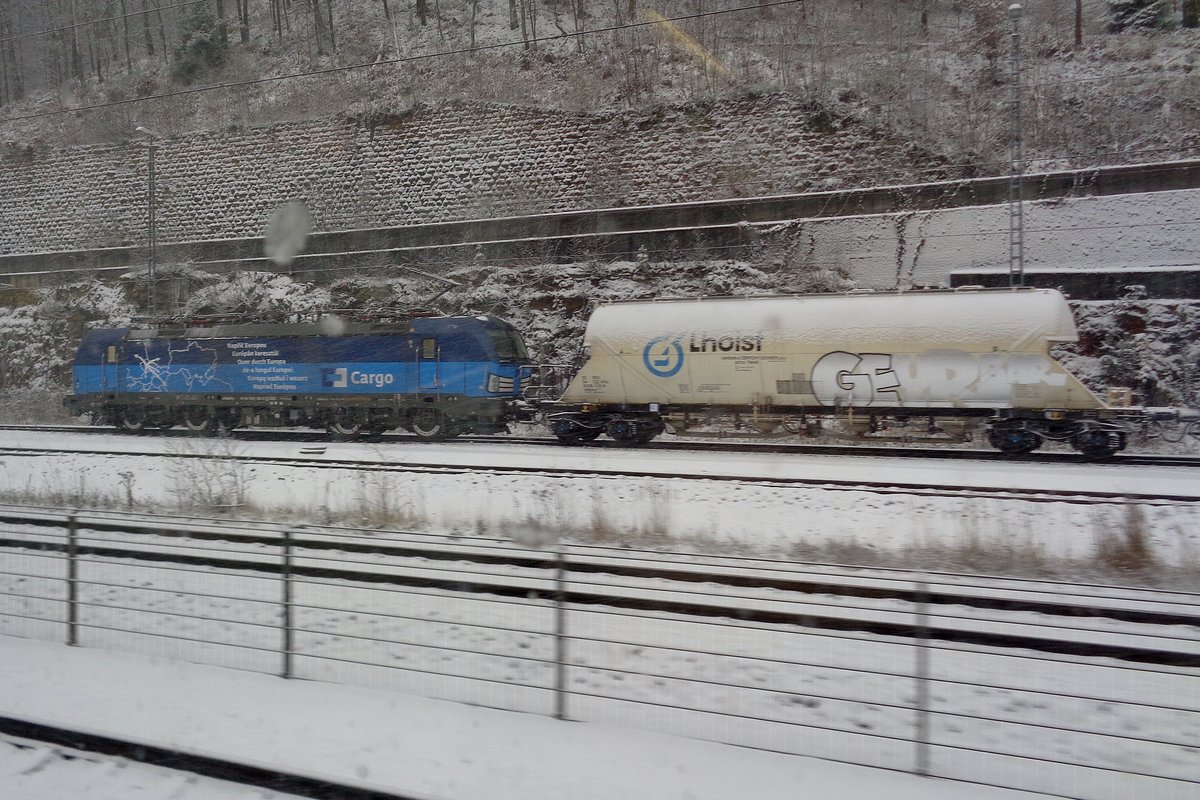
[542,287,1136,456]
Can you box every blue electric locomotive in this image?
[64,313,531,438]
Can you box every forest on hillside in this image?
[0,1,1197,175]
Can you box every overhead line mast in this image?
[1008,3,1025,287]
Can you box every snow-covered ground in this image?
[1,429,1198,575]
[0,636,1102,800]
[3,431,1198,798]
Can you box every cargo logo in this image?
[643,336,685,378]
[321,367,395,389]
[321,367,348,388]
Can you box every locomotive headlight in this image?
[487,373,515,394]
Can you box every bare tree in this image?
[235,0,249,43]
[141,0,155,54]
[0,0,25,105]
[215,0,230,45]
[309,0,336,54]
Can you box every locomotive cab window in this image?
[487,327,528,362]
[421,338,437,359]
[105,345,117,364]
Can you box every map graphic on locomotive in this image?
[65,288,1186,458]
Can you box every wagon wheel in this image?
[987,425,1040,456]
[1183,421,1200,453]
[780,416,808,435]
[553,427,602,445]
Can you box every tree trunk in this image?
[416,0,428,26]
[525,0,537,48]
[310,0,326,55]
[142,0,155,55]
[215,0,230,45]
[69,0,84,80]
[236,0,250,43]
[1184,0,1199,28]
[118,0,132,71]
[325,0,336,51]
[155,1,168,64]
[1075,0,1083,45]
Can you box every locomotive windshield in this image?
[487,326,529,362]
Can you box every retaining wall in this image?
[0,95,914,256]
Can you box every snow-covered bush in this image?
[1059,287,1200,407]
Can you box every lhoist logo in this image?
[643,336,684,378]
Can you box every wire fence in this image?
[1,510,1198,800]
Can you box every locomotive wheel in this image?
[118,408,147,432]
[182,407,212,433]
[410,410,455,440]
[327,418,363,437]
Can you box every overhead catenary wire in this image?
[0,0,211,45]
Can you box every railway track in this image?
[1,440,1198,505]
[0,717,419,800]
[2,506,1197,668]
[4,422,1199,468]
[5,421,1200,477]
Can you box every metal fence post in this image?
[282,527,294,679]
[554,546,568,721]
[66,512,78,647]
[914,579,931,776]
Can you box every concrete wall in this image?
[0,95,916,257]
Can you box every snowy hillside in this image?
[1,0,1197,176]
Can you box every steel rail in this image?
[4,422,1199,468]
[0,717,425,800]
[9,530,1200,653]
[1,532,1196,668]
[5,512,1199,629]
[4,441,1200,505]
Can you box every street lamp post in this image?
[135,126,160,319]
